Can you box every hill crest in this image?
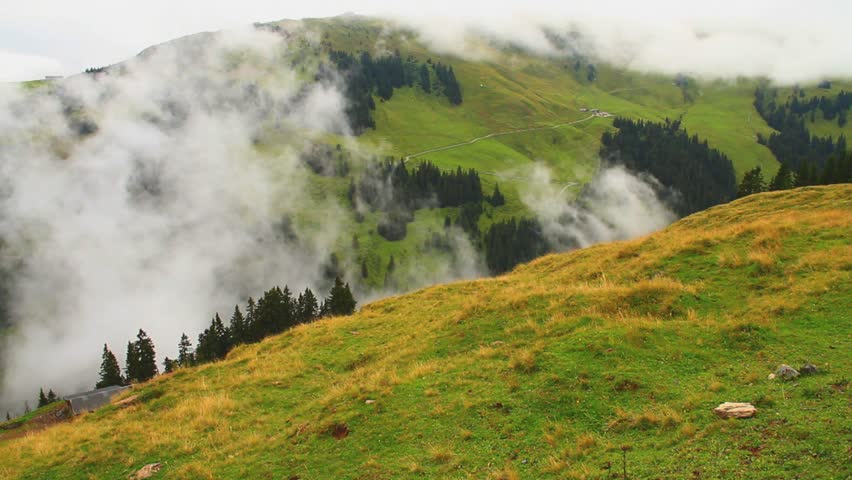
[0,185,849,479]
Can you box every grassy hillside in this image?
[1,185,849,479]
[285,17,788,283]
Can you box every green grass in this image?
[680,81,780,178]
[1,185,849,479]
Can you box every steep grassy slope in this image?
[1,185,849,479]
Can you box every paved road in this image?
[403,115,597,162]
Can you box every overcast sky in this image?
[0,0,848,81]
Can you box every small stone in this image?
[713,402,756,419]
[114,395,139,408]
[767,373,776,380]
[775,364,799,381]
[800,363,818,375]
[130,463,161,479]
[365,399,376,404]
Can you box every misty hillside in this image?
[0,184,849,479]
[1,14,851,422]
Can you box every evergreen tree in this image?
[324,277,357,316]
[97,343,124,388]
[738,166,766,197]
[23,401,30,414]
[769,163,794,191]
[795,162,817,187]
[5,412,9,422]
[163,357,177,374]
[177,333,194,367]
[244,297,257,339]
[419,63,431,93]
[133,329,158,382]
[228,305,246,346]
[489,183,506,206]
[125,341,139,384]
[445,67,462,105]
[47,390,57,403]
[38,388,48,408]
[361,259,369,279]
[484,218,548,274]
[297,287,320,323]
[196,314,229,364]
[212,313,230,357]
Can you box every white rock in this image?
[713,402,756,419]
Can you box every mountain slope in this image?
[9,17,799,292]
[1,185,849,479]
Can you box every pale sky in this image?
[0,0,845,81]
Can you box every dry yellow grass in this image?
[508,349,537,372]
[0,185,848,479]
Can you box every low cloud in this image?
[397,13,852,84]
[0,25,350,414]
[0,50,63,82]
[521,165,676,250]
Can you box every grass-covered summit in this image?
[1,184,849,479]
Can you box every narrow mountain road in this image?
[403,115,597,162]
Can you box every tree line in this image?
[93,278,356,392]
[483,218,548,274]
[737,153,852,197]
[599,117,738,216]
[753,85,849,181]
[353,159,484,241]
[324,50,463,133]
[4,278,357,420]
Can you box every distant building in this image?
[44,75,63,81]
[64,385,131,415]
[580,108,588,112]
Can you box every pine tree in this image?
[177,333,194,367]
[737,166,766,198]
[5,412,9,422]
[325,277,357,316]
[361,259,369,279]
[125,341,139,384]
[769,163,793,191]
[47,390,57,403]
[98,343,124,388]
[445,66,463,105]
[23,401,30,414]
[38,388,48,408]
[229,305,246,346]
[419,63,431,93]
[244,297,257,340]
[489,183,506,206]
[163,357,177,374]
[297,287,319,323]
[211,313,230,358]
[134,329,158,382]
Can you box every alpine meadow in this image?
[0,5,850,480]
